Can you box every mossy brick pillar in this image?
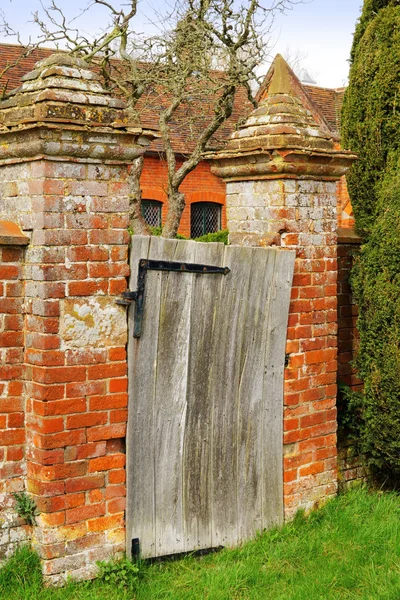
[211,55,356,518]
[0,53,155,582]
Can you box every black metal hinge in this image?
[131,537,140,561]
[117,258,230,338]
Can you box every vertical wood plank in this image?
[152,238,196,556]
[126,235,154,557]
[208,245,255,548]
[182,242,225,552]
[235,247,277,542]
[262,249,295,527]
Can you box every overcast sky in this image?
[0,0,362,89]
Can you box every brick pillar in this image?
[0,54,155,582]
[211,55,356,518]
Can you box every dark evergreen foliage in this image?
[350,0,399,63]
[341,3,400,237]
[350,158,400,474]
[342,0,400,475]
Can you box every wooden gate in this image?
[126,236,295,559]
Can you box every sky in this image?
[0,0,362,89]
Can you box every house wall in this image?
[141,156,227,237]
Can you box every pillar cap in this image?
[0,52,157,137]
[210,54,356,181]
[0,52,158,163]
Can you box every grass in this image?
[2,487,400,599]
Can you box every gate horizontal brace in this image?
[119,258,230,338]
[139,259,230,276]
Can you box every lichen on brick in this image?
[61,298,127,349]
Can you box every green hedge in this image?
[349,158,400,474]
[341,2,400,237]
[341,1,400,477]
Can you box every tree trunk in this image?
[128,155,150,235]
[162,188,186,238]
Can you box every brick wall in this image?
[0,158,134,582]
[280,180,338,516]
[4,159,130,583]
[337,236,361,392]
[336,232,368,490]
[0,238,30,560]
[141,156,226,237]
[225,178,339,517]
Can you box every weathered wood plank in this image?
[152,238,196,557]
[208,244,255,548]
[235,247,277,542]
[126,235,154,558]
[182,241,225,552]
[262,249,295,527]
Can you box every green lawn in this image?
[2,487,400,599]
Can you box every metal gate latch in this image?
[116,258,230,338]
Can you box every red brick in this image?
[1,429,25,446]
[65,474,105,494]
[32,398,86,417]
[89,489,104,504]
[66,503,105,524]
[109,378,128,393]
[27,478,65,497]
[107,497,126,514]
[34,429,86,450]
[7,413,24,428]
[68,280,108,296]
[30,383,65,401]
[108,469,125,484]
[110,409,128,423]
[66,412,108,430]
[6,446,24,461]
[73,442,107,460]
[87,363,127,380]
[109,279,127,295]
[87,513,124,532]
[304,349,336,365]
[105,485,126,500]
[87,423,126,442]
[88,454,126,473]
[32,366,87,384]
[66,380,106,398]
[89,393,128,411]
[108,348,126,362]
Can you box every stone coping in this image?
[337,227,362,245]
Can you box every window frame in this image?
[190,201,222,238]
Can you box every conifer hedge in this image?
[341,0,400,475]
[342,1,400,236]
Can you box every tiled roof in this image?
[303,85,345,134]
[0,44,55,93]
[0,43,253,155]
[0,43,343,153]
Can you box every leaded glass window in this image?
[142,200,162,227]
[191,202,221,238]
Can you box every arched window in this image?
[191,202,221,238]
[141,200,163,228]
